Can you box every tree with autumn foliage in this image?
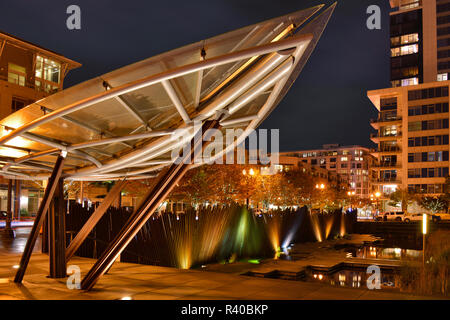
[168,164,348,210]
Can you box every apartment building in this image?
[368,0,450,198]
[0,30,80,215]
[272,155,342,187]
[369,81,450,195]
[279,144,375,198]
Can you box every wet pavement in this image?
[0,227,41,255]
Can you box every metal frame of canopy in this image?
[3,3,336,290]
[0,35,311,180]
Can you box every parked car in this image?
[375,211,405,221]
[403,213,441,223]
[433,212,450,221]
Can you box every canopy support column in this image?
[48,177,66,278]
[14,154,66,283]
[1,179,15,238]
[65,179,127,262]
[81,119,220,290]
[14,180,21,221]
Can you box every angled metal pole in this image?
[65,179,127,262]
[14,154,66,283]
[49,177,66,278]
[81,119,220,290]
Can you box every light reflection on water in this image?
[349,246,422,261]
[0,227,41,254]
[308,268,400,289]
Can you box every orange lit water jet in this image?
[309,211,323,242]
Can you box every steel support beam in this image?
[14,180,21,221]
[65,179,127,262]
[162,80,191,124]
[38,105,134,149]
[48,177,66,278]
[81,119,220,290]
[0,33,312,148]
[14,154,66,283]
[1,179,15,238]
[103,81,149,129]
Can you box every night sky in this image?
[0,0,392,151]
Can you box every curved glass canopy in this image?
[0,3,335,181]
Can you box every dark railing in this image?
[373,162,400,168]
[374,177,400,183]
[370,132,402,139]
[378,146,401,152]
[370,116,402,124]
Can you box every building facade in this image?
[368,81,450,196]
[0,30,80,215]
[272,155,342,187]
[279,144,375,198]
[368,1,450,200]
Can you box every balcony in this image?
[370,132,402,144]
[372,177,401,184]
[370,116,402,129]
[375,145,401,154]
[372,162,401,169]
[0,74,59,94]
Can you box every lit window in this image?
[35,55,61,92]
[8,63,26,87]
[341,157,348,161]
[438,73,448,81]
[390,44,418,57]
[390,33,419,46]
[400,1,419,10]
[393,77,419,87]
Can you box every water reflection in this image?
[0,227,40,254]
[349,246,422,261]
[308,268,400,289]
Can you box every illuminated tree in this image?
[388,187,417,212]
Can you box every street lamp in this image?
[422,213,427,268]
[315,183,326,212]
[374,191,381,213]
[422,213,428,288]
[242,168,256,207]
[347,191,356,211]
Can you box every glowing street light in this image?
[422,213,428,274]
[422,214,428,235]
[242,168,257,207]
[243,168,256,176]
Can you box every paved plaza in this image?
[0,228,444,300]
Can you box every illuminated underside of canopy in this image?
[0,3,336,181]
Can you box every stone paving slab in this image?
[0,252,442,300]
[0,230,445,300]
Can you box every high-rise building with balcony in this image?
[279,144,375,198]
[368,1,450,201]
